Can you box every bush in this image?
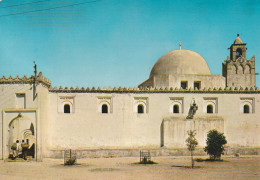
[204,130,227,160]
[65,157,76,165]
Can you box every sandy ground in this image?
[0,156,259,180]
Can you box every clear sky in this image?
[0,0,259,88]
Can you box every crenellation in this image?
[46,86,260,93]
[250,56,255,62]
[14,75,20,80]
[22,75,27,80]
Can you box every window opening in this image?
[243,105,249,113]
[194,81,201,90]
[181,81,188,89]
[138,104,144,114]
[16,93,25,109]
[236,48,242,59]
[102,104,108,113]
[207,105,213,113]
[173,105,179,113]
[64,104,70,113]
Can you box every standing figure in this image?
[186,99,198,119]
[10,140,19,157]
[21,140,29,160]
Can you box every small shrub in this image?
[65,157,76,165]
[204,129,227,160]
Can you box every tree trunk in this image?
[191,150,194,168]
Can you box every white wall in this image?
[47,91,260,151]
[140,74,226,89]
[0,83,259,159]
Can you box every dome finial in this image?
[237,33,239,37]
[179,40,182,50]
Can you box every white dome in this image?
[150,49,211,77]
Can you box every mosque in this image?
[0,35,259,160]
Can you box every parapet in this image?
[0,72,51,88]
[48,86,260,94]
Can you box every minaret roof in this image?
[234,34,243,44]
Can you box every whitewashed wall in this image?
[47,92,260,150]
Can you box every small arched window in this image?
[102,104,108,114]
[64,104,70,113]
[236,48,242,58]
[173,105,179,113]
[137,104,144,114]
[244,105,249,113]
[207,105,213,114]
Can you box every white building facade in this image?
[0,36,259,160]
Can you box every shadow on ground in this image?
[171,165,201,169]
[131,161,158,165]
[196,158,227,162]
[51,163,90,168]
[90,168,121,172]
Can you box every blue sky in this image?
[0,0,259,88]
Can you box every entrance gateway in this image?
[2,110,38,160]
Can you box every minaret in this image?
[229,34,247,61]
[222,34,255,88]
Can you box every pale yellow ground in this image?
[0,156,259,180]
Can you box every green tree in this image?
[186,130,198,168]
[204,129,227,160]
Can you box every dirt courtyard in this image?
[0,155,259,180]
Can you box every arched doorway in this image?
[8,114,35,159]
